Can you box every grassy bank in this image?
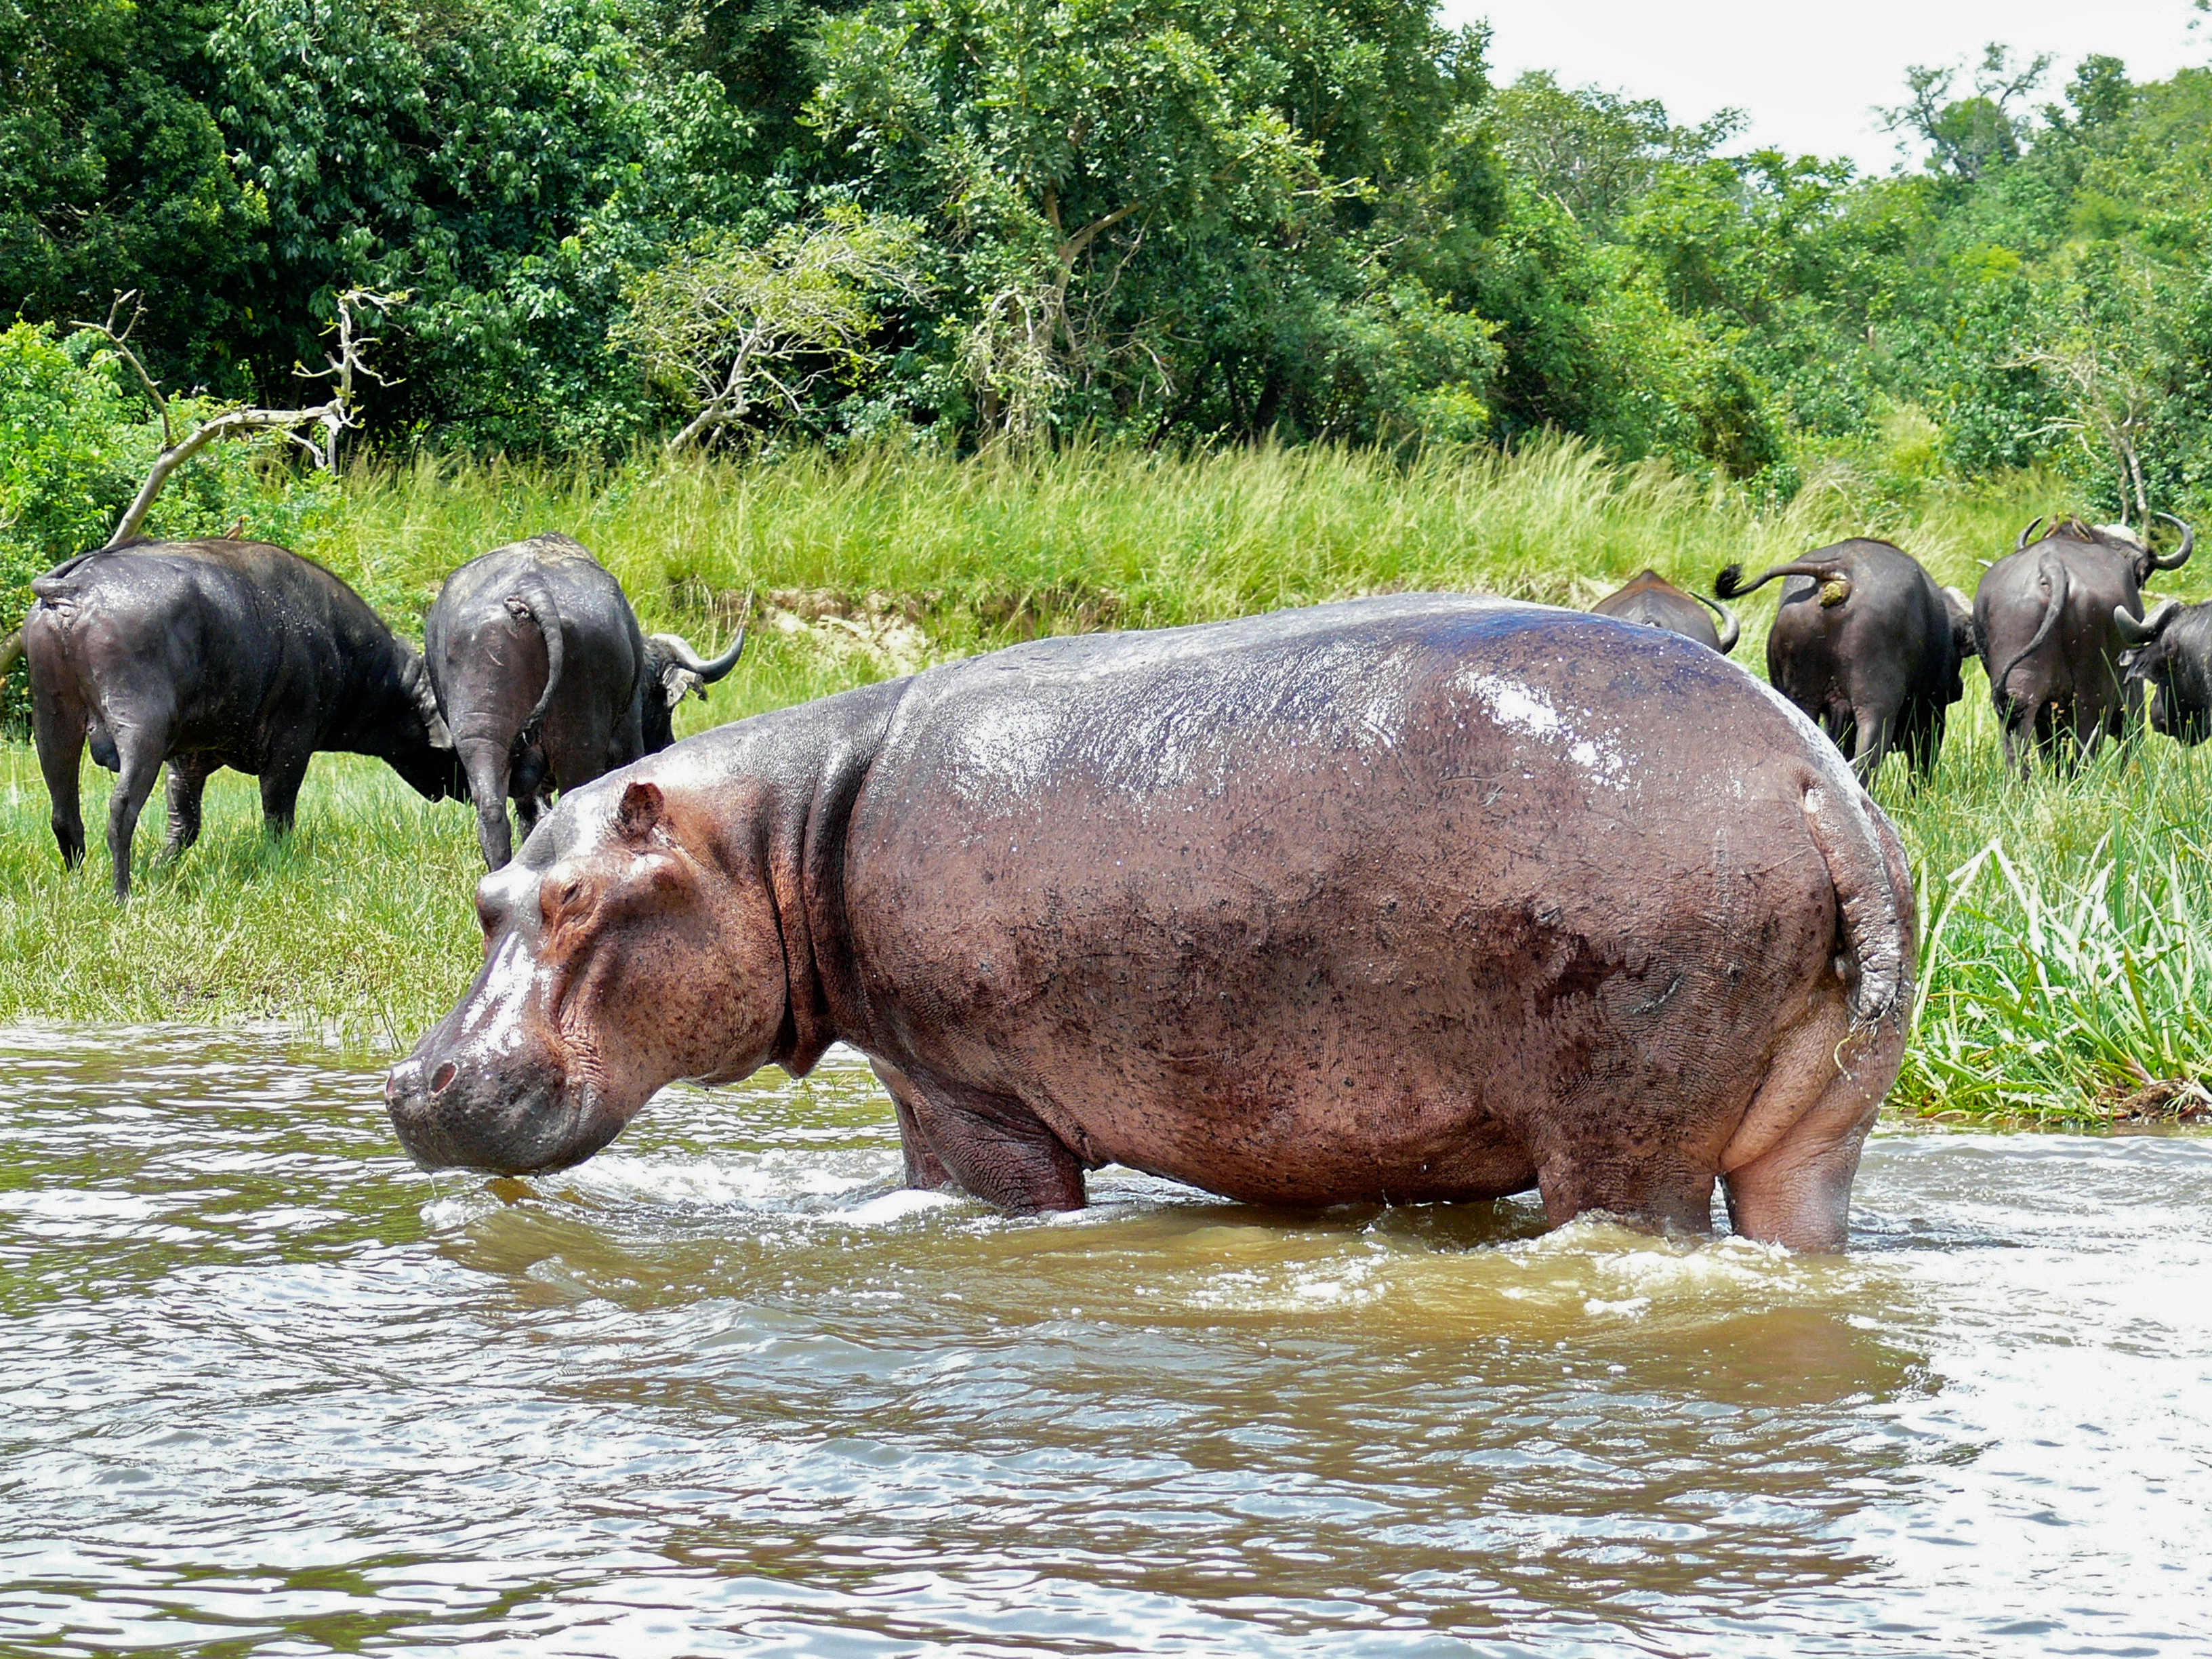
[3,439,2209,1122]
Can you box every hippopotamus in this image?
[387,596,1914,1251]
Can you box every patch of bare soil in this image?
[2097,1076,2212,1124]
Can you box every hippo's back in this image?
[837,596,1903,1208]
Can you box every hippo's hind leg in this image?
[163,760,211,859]
[882,1068,1086,1212]
[1718,1008,1893,1252]
[869,1059,954,1191]
[1532,1138,1718,1237]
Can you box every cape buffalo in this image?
[1591,568,1740,653]
[386,596,1914,1253]
[22,538,464,898]
[424,534,745,868]
[2115,597,2212,745]
[1974,514,2193,770]
[1715,539,1971,781]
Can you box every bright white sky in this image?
[1449,0,2205,173]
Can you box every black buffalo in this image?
[22,538,464,897]
[1974,515,2193,769]
[1590,569,1740,653]
[2115,596,2212,745]
[1715,539,1972,781]
[424,534,746,867]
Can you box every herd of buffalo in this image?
[16,512,2199,901]
[20,533,744,896]
[1599,512,2201,777]
[5,512,2199,1246]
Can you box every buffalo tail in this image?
[1989,552,2067,720]
[1715,560,1845,601]
[505,571,567,750]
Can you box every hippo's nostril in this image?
[430,1061,458,1095]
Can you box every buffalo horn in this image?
[2114,600,2181,644]
[2016,516,2047,552]
[2151,512,2195,571]
[649,590,752,689]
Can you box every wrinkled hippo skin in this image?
[388,596,1915,1250]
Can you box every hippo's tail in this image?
[505,571,565,750]
[1801,779,1915,1033]
[1989,552,2066,722]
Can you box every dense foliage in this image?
[5,1,2212,516]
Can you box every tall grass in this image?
[309,436,2074,637]
[4,438,2209,1117]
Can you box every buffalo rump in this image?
[1591,569,1740,653]
[22,539,464,897]
[1715,539,1970,781]
[424,534,745,867]
[1974,515,2192,770]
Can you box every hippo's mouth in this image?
[504,1091,629,1175]
[386,1065,618,1178]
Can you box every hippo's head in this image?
[384,775,787,1174]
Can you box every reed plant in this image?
[1,437,2207,1121]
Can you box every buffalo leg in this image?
[869,1059,954,1191]
[29,665,88,869]
[1902,704,1944,782]
[2001,701,2041,775]
[163,761,211,859]
[105,739,166,900]
[1848,702,1896,783]
[887,1072,1084,1212]
[457,739,514,869]
[514,785,555,846]
[259,754,312,837]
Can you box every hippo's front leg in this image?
[869,1061,1086,1213]
[869,1059,953,1192]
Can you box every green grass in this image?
[3,437,2209,1120]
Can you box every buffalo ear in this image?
[615,780,664,844]
[661,663,702,708]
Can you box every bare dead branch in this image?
[75,291,175,449]
[94,289,405,548]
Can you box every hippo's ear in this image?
[615,780,664,844]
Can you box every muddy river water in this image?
[1,1027,2208,1656]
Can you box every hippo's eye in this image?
[544,876,588,922]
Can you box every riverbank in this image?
[2,440,2209,1121]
